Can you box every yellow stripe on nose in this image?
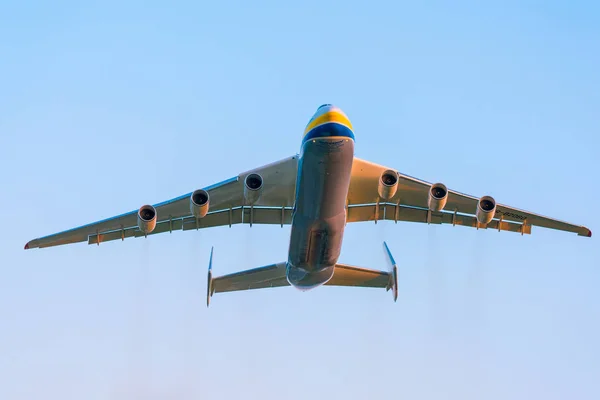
[304,111,353,136]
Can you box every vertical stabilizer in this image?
[206,247,214,307]
[383,241,398,302]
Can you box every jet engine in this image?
[378,169,398,200]
[190,189,210,218]
[428,183,448,211]
[137,204,157,234]
[244,173,263,205]
[476,195,496,224]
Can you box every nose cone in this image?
[305,104,352,129]
[315,103,340,115]
[303,104,354,141]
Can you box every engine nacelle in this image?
[428,183,448,211]
[378,169,398,200]
[137,204,157,234]
[244,173,263,205]
[190,189,210,218]
[476,195,496,225]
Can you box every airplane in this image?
[24,104,592,306]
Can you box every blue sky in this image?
[1,1,599,399]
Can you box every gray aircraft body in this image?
[287,105,355,290]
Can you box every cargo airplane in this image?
[25,104,592,306]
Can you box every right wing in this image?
[346,157,592,238]
[25,155,299,249]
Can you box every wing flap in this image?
[88,206,294,245]
[26,177,238,249]
[88,210,232,245]
[347,203,532,235]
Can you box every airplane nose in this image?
[302,104,355,142]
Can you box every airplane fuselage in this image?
[286,105,355,290]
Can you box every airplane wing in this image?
[346,157,592,238]
[25,155,299,249]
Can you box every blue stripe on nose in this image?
[303,122,355,143]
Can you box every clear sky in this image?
[1,1,599,399]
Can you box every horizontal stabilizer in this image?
[206,247,399,305]
[206,254,289,307]
[325,243,398,302]
[326,264,395,292]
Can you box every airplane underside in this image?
[286,135,355,290]
[23,103,591,308]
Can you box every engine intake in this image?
[190,189,210,218]
[244,173,263,204]
[137,204,157,234]
[378,170,398,200]
[476,195,496,225]
[428,183,448,211]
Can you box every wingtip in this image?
[579,227,592,238]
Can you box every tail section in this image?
[205,242,399,306]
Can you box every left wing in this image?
[25,155,299,249]
[347,157,592,238]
